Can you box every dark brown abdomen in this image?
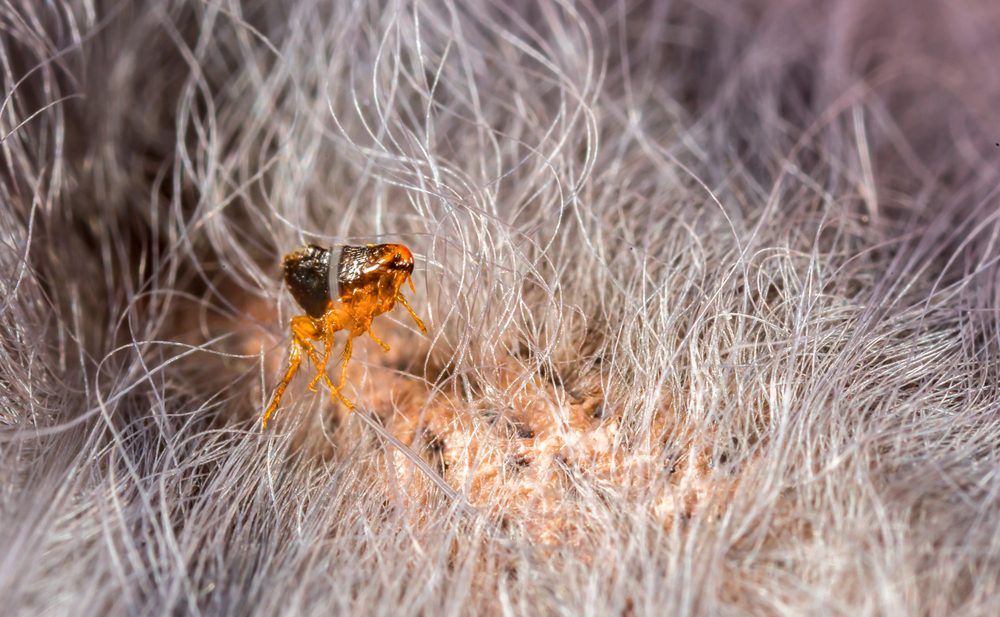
[283,245,332,318]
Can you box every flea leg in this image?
[338,338,353,390]
[367,327,390,352]
[321,310,353,408]
[311,358,351,409]
[300,354,351,410]
[318,337,352,410]
[264,317,326,427]
[395,292,426,333]
[279,315,327,393]
[308,325,334,392]
[330,382,353,410]
[306,308,349,394]
[307,347,331,392]
[263,336,305,428]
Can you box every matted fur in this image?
[1,0,999,614]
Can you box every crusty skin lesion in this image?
[262,243,426,428]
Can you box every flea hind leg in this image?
[263,343,301,427]
[263,316,325,427]
[263,333,310,428]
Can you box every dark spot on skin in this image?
[486,409,534,438]
[623,597,635,617]
[424,431,445,453]
[509,453,531,469]
[421,431,447,472]
[665,451,680,474]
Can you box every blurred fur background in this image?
[2,0,1000,614]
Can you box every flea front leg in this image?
[395,292,426,333]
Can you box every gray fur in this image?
[1,0,999,615]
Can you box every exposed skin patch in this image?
[357,357,751,545]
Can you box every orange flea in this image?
[262,243,426,427]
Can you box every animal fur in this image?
[1,0,999,614]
